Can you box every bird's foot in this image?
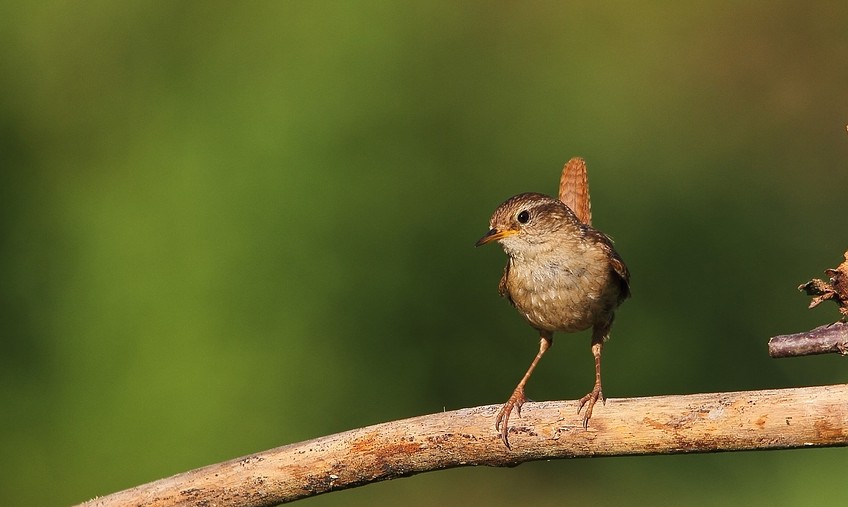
[495,386,528,449]
[577,383,604,429]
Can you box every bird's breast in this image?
[505,250,617,333]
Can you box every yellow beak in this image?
[475,228,518,247]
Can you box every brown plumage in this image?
[559,157,592,225]
[476,172,629,448]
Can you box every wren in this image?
[475,157,630,448]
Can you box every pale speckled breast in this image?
[505,247,618,333]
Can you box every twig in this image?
[77,384,848,507]
[768,322,848,358]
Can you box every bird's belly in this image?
[507,262,612,333]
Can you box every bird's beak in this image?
[475,228,518,247]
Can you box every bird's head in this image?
[475,192,580,256]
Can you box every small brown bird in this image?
[476,158,630,447]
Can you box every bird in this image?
[475,157,630,448]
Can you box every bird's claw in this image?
[495,386,527,449]
[577,384,604,429]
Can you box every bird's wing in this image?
[608,249,631,301]
[559,157,592,226]
[588,228,630,301]
[498,259,516,306]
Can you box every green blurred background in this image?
[2,2,847,505]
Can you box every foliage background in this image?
[2,2,847,505]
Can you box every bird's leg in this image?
[578,321,610,428]
[496,332,552,448]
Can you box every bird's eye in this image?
[517,210,530,224]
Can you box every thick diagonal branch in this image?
[77,384,848,507]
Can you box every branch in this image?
[768,322,848,358]
[77,384,848,507]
